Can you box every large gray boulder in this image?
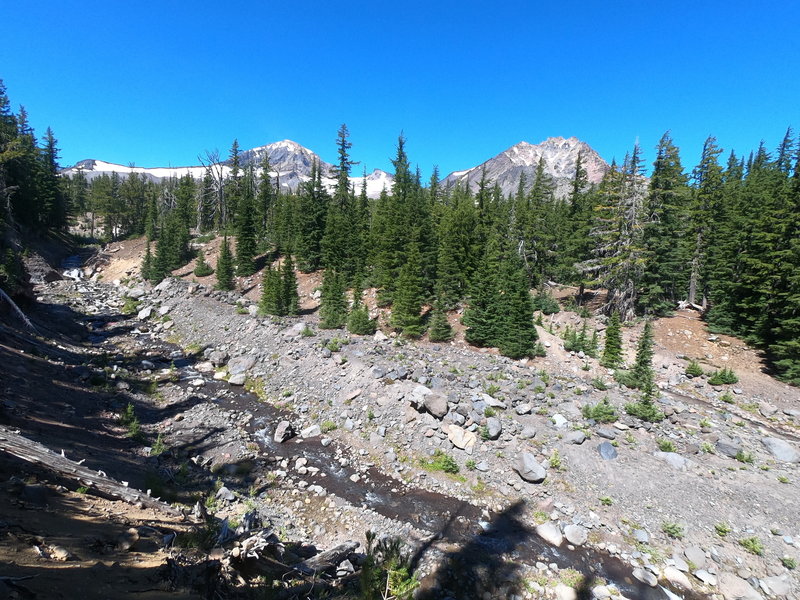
[228,355,257,375]
[718,573,763,600]
[514,452,546,483]
[761,437,799,463]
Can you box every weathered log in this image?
[292,541,359,576]
[0,427,182,516]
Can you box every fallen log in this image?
[292,541,359,576]
[0,427,182,516]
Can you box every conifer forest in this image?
[2,80,800,384]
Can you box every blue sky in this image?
[2,1,798,177]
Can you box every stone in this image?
[514,452,547,483]
[301,425,322,438]
[424,393,449,419]
[373,330,388,342]
[632,567,658,587]
[564,524,588,546]
[592,585,612,599]
[228,373,246,386]
[475,461,489,472]
[535,521,563,546]
[554,583,576,600]
[761,437,799,463]
[718,572,763,600]
[664,566,693,591]
[216,486,235,502]
[479,393,507,409]
[684,546,706,569]
[515,403,532,415]
[137,307,152,320]
[445,424,477,454]
[485,417,502,440]
[760,575,791,597]
[693,570,717,586]
[127,287,146,299]
[716,438,743,459]
[597,441,618,460]
[208,350,228,366]
[519,426,537,440]
[50,545,71,561]
[274,421,294,443]
[596,427,617,440]
[633,529,649,544]
[227,355,257,375]
[281,322,306,338]
[117,527,140,551]
[566,430,586,445]
[552,413,568,428]
[654,451,691,470]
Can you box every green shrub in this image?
[582,397,617,423]
[735,450,754,464]
[714,522,732,537]
[739,536,764,556]
[532,287,560,315]
[347,306,377,336]
[625,398,665,423]
[708,367,738,385]
[420,450,459,474]
[685,360,704,377]
[657,438,676,452]
[781,556,797,569]
[661,522,685,539]
[193,254,214,277]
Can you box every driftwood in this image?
[0,287,36,332]
[0,427,182,516]
[292,541,359,576]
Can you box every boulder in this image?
[228,355,257,375]
[485,417,502,440]
[632,567,657,587]
[535,521,563,546]
[514,452,547,483]
[208,350,229,367]
[445,424,477,454]
[718,573,763,600]
[228,373,246,386]
[137,307,152,320]
[301,425,322,438]
[761,437,799,463]
[597,441,618,460]
[563,524,588,546]
[479,393,507,409]
[654,451,691,470]
[663,566,693,591]
[274,421,294,443]
[566,430,586,445]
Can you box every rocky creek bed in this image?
[12,270,800,599]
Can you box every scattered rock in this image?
[718,572,763,600]
[632,567,657,587]
[445,424,477,454]
[654,451,691,470]
[301,425,322,438]
[514,452,547,483]
[563,524,588,546]
[274,421,294,443]
[535,521,563,546]
[761,437,799,463]
[485,417,502,440]
[663,566,693,591]
[684,546,706,570]
[228,373,246,386]
[565,430,586,445]
[117,527,140,551]
[693,570,717,586]
[597,441,618,460]
[227,355,257,375]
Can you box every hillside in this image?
[2,238,798,600]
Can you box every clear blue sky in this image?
[2,1,798,177]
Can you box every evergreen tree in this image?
[390,240,426,337]
[600,311,623,368]
[193,252,214,277]
[321,124,359,276]
[496,253,540,359]
[639,132,691,314]
[141,241,154,281]
[215,235,235,291]
[347,280,376,335]
[463,237,503,347]
[236,183,257,276]
[319,269,348,329]
[294,160,328,271]
[281,255,299,316]
[632,320,656,399]
[428,297,454,342]
[258,264,283,315]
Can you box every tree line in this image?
[1,78,798,383]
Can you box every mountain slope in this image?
[442,136,609,198]
[62,140,394,199]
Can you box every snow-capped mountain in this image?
[63,136,610,201]
[442,137,609,198]
[62,140,394,199]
